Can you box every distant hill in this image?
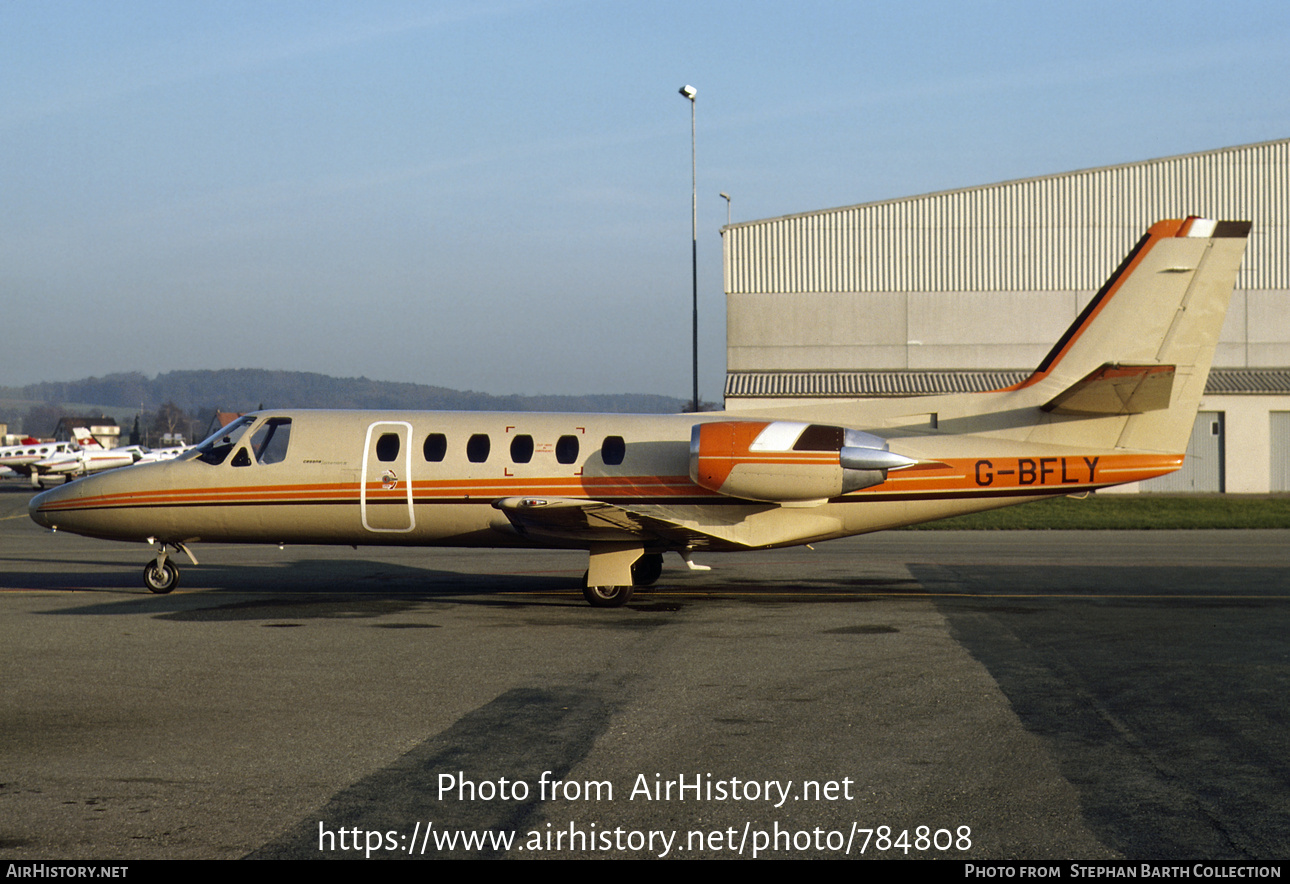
[0,370,693,416]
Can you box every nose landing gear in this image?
[142,540,198,594]
[143,559,180,594]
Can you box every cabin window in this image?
[601,435,625,465]
[423,433,447,462]
[251,418,292,464]
[510,434,534,463]
[556,435,579,464]
[467,434,491,463]
[376,433,401,462]
[231,448,252,467]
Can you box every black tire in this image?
[143,560,179,594]
[631,553,664,587]
[583,584,633,608]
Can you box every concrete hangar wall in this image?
[722,138,1290,493]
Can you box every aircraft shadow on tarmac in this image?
[913,561,1290,860]
[28,551,937,623]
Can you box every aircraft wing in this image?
[491,496,727,549]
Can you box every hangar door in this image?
[1272,412,1290,492]
[1141,412,1224,493]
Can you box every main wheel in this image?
[583,584,633,608]
[143,560,179,594]
[631,553,664,587]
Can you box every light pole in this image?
[720,191,731,226]
[679,84,698,413]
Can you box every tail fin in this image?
[72,427,103,450]
[1015,218,1251,453]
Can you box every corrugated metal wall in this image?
[724,139,1290,294]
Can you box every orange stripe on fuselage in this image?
[34,481,357,511]
[33,453,1182,513]
[870,453,1182,495]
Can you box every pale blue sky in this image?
[4,0,1289,399]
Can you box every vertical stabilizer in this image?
[72,427,104,450]
[1015,218,1250,453]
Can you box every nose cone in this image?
[29,482,73,530]
[27,460,183,542]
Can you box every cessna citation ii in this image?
[30,218,1250,606]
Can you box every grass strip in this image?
[905,495,1290,530]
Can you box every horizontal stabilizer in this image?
[1042,363,1175,415]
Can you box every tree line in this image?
[2,370,694,439]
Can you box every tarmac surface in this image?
[2,483,1288,860]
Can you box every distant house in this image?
[53,417,120,446]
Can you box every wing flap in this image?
[491,496,720,548]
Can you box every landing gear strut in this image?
[141,540,198,594]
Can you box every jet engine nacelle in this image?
[689,420,917,504]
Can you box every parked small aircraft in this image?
[30,429,146,487]
[30,218,1250,605]
[134,444,194,466]
[1,439,73,479]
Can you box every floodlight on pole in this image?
[679,85,698,413]
[720,192,731,226]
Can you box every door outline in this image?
[360,421,415,532]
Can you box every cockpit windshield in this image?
[184,416,293,467]
[186,417,257,466]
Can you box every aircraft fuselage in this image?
[28,407,1173,553]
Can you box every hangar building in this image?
[721,138,1290,493]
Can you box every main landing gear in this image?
[142,540,198,594]
[631,552,664,587]
[583,552,665,606]
[582,583,634,608]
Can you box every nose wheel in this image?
[141,540,197,594]
[143,559,180,594]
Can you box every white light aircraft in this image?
[30,429,147,487]
[134,444,194,466]
[1,439,73,479]
[30,218,1251,605]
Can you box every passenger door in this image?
[360,421,415,532]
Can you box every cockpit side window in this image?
[251,418,292,464]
